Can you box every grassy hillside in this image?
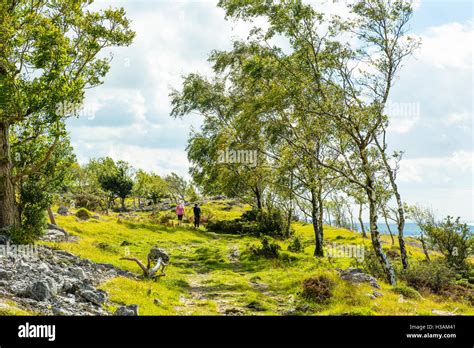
[41,201,473,316]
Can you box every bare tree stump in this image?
[120,246,169,280]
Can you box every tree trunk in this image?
[420,232,431,262]
[358,203,367,238]
[382,207,395,245]
[367,189,396,285]
[121,197,126,211]
[374,136,409,269]
[255,187,262,210]
[394,189,409,269]
[360,145,396,285]
[317,187,324,252]
[47,206,56,225]
[326,207,331,225]
[311,188,324,257]
[0,122,19,230]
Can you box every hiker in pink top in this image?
[176,203,185,226]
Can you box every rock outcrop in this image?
[0,244,136,315]
[337,268,380,289]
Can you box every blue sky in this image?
[66,0,473,221]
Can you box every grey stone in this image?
[0,269,12,280]
[338,268,380,289]
[114,304,139,316]
[57,206,69,216]
[27,281,53,301]
[373,291,383,298]
[69,267,87,281]
[78,289,107,306]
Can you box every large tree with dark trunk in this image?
[0,0,134,230]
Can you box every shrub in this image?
[287,236,304,253]
[73,193,104,212]
[425,216,473,270]
[75,208,91,220]
[158,212,175,224]
[400,260,455,294]
[360,250,387,280]
[207,208,290,238]
[95,242,118,253]
[301,275,334,303]
[391,285,422,299]
[250,237,281,259]
[207,219,248,234]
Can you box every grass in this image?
[37,202,474,316]
[0,300,35,316]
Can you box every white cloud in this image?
[415,21,473,70]
[398,151,473,183]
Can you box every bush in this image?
[207,208,290,238]
[287,236,304,253]
[75,208,91,220]
[249,237,281,259]
[400,260,455,294]
[9,177,50,244]
[360,250,388,280]
[158,212,175,224]
[73,193,104,212]
[391,285,422,299]
[425,216,473,270]
[207,219,249,234]
[302,275,334,303]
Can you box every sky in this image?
[65,0,474,222]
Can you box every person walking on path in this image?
[193,203,201,228]
[176,202,185,226]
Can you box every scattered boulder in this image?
[57,206,69,216]
[0,269,12,280]
[114,304,139,316]
[0,243,134,316]
[373,291,383,298]
[77,289,108,306]
[27,280,54,301]
[338,268,380,289]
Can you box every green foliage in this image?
[156,212,176,225]
[359,250,387,280]
[73,193,104,212]
[249,236,281,259]
[207,207,289,237]
[391,285,422,300]
[400,260,456,294]
[287,235,303,253]
[133,170,168,205]
[425,216,473,270]
[10,123,75,243]
[301,275,334,303]
[97,159,134,210]
[164,173,188,203]
[75,208,92,220]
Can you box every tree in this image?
[0,0,134,230]
[170,74,270,209]
[10,120,75,242]
[133,170,168,207]
[216,0,417,284]
[426,216,473,270]
[98,160,134,211]
[406,204,434,262]
[164,173,188,203]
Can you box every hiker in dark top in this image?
[193,203,201,228]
